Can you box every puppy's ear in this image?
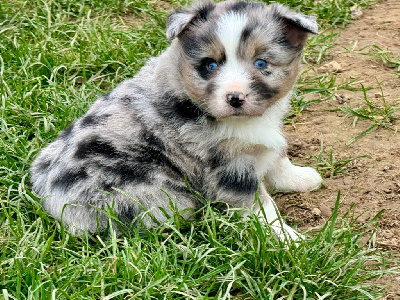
[271,3,318,47]
[166,1,216,40]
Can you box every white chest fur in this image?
[212,96,290,176]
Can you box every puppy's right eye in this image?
[196,58,220,79]
[206,60,218,71]
[254,59,267,69]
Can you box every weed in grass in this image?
[300,72,363,99]
[289,73,362,117]
[359,45,400,71]
[304,31,339,65]
[313,141,368,179]
[339,83,400,145]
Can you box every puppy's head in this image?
[167,1,318,119]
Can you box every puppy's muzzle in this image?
[226,92,245,108]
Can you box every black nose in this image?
[227,93,245,108]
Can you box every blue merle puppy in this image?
[30,0,322,239]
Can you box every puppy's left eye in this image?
[254,59,267,69]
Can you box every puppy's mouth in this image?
[214,104,266,120]
[221,110,263,119]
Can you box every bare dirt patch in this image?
[277,0,400,297]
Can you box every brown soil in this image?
[276,0,400,297]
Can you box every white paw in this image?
[277,165,322,192]
[268,157,323,192]
[271,222,304,243]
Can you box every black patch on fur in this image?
[164,179,189,194]
[103,161,151,185]
[228,1,264,13]
[237,24,264,60]
[181,35,198,58]
[172,3,216,39]
[81,114,98,127]
[101,143,182,186]
[72,131,183,186]
[181,32,213,59]
[228,1,248,12]
[96,130,184,185]
[81,113,111,128]
[59,123,74,140]
[218,166,258,194]
[74,136,121,160]
[140,130,166,152]
[181,29,226,64]
[250,78,278,100]
[136,132,167,165]
[118,205,138,224]
[133,143,182,178]
[52,167,88,190]
[209,148,259,194]
[155,93,208,125]
[240,26,253,44]
[194,2,215,23]
[99,182,114,192]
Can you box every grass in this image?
[0,0,398,298]
[289,73,362,117]
[1,190,396,299]
[338,83,400,145]
[359,45,400,71]
[312,141,368,179]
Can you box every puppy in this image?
[30,0,322,239]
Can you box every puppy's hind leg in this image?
[265,155,323,193]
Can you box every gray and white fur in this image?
[30,0,322,239]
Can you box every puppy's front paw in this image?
[268,157,323,192]
[283,165,322,192]
[271,223,304,243]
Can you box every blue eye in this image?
[254,59,267,69]
[207,60,218,71]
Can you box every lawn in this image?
[0,0,397,299]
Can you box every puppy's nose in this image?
[226,92,245,108]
